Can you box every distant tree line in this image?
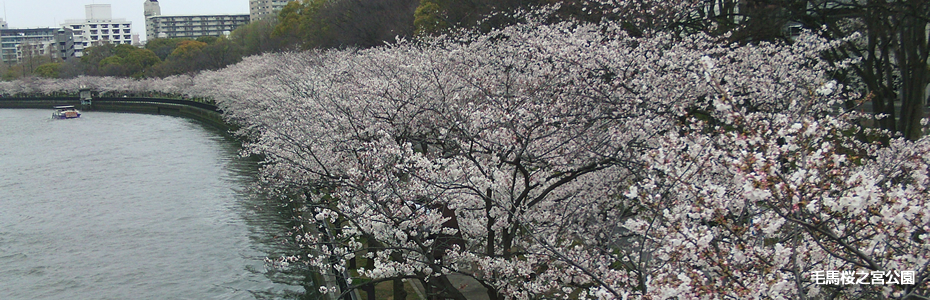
[1,0,599,81]
[0,18,286,80]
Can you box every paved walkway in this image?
[447,274,490,300]
[409,274,489,300]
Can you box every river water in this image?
[0,109,305,299]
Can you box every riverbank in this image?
[0,97,229,130]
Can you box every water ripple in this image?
[0,109,303,299]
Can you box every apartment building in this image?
[0,28,75,64]
[61,4,134,58]
[144,0,250,39]
[147,14,250,39]
[250,0,292,22]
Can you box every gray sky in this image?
[2,0,250,41]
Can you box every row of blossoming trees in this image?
[0,75,198,99]
[193,11,930,298]
[4,3,930,299]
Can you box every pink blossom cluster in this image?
[0,75,197,97]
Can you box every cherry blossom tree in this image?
[185,10,930,298]
[7,3,930,299]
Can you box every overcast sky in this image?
[2,0,250,41]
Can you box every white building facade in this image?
[249,0,291,22]
[61,4,133,57]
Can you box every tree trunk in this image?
[428,274,468,300]
[393,278,407,300]
[894,3,928,140]
[485,188,495,257]
[364,246,376,300]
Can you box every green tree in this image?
[144,38,188,60]
[99,56,124,72]
[200,37,242,70]
[196,36,219,45]
[84,43,161,77]
[169,40,208,61]
[230,18,284,55]
[323,0,418,48]
[57,58,85,78]
[151,40,210,76]
[2,69,17,81]
[121,48,161,77]
[413,0,447,35]
[113,44,137,59]
[272,0,330,49]
[272,0,418,49]
[81,43,118,75]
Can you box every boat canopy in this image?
[54,105,75,109]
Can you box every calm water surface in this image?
[0,109,303,299]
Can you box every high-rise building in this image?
[144,0,162,40]
[249,0,291,22]
[144,0,250,40]
[144,0,162,17]
[61,4,133,58]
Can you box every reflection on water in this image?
[0,109,309,299]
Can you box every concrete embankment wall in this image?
[0,97,229,130]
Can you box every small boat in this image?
[52,106,81,119]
